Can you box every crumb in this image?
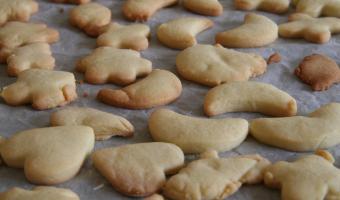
[77,80,84,85]
[83,92,89,97]
[267,53,281,64]
[59,8,64,14]
[93,184,105,191]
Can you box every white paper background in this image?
[0,0,340,199]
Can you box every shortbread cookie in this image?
[0,126,94,185]
[0,187,79,200]
[293,0,340,18]
[204,81,297,117]
[216,13,278,48]
[51,0,90,4]
[234,0,290,14]
[92,142,184,197]
[176,44,267,87]
[264,150,340,200]
[295,54,340,91]
[97,23,150,51]
[6,43,55,77]
[1,69,77,110]
[250,103,340,151]
[183,0,223,16]
[0,0,39,26]
[123,0,178,21]
[148,108,248,153]
[144,194,164,200]
[98,69,182,109]
[157,17,213,50]
[76,47,152,85]
[164,152,270,200]
[279,13,340,44]
[69,2,111,37]
[50,107,134,140]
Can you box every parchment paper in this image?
[0,0,340,199]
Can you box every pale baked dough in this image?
[293,0,340,18]
[183,0,223,16]
[0,0,38,26]
[234,0,290,14]
[0,187,79,200]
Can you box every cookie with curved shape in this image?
[1,69,77,110]
[183,0,223,16]
[51,0,90,4]
[76,47,152,85]
[163,151,270,200]
[279,13,340,44]
[0,126,94,185]
[250,103,340,151]
[157,17,213,50]
[97,69,182,109]
[216,13,278,48]
[0,0,38,26]
[176,44,267,87]
[264,150,340,200]
[234,0,290,14]
[92,142,184,197]
[0,187,79,200]
[97,23,150,51]
[204,81,297,117]
[123,0,178,21]
[293,0,340,18]
[50,107,134,140]
[148,108,248,154]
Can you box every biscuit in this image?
[76,47,152,85]
[0,187,79,200]
[157,17,213,50]
[0,126,94,185]
[97,69,182,109]
[69,3,111,37]
[279,13,340,44]
[0,0,38,26]
[182,0,223,16]
[6,43,55,77]
[92,142,184,197]
[264,150,340,200]
[1,69,77,110]
[216,13,278,48]
[123,0,178,21]
[176,44,267,87]
[204,81,297,117]
[163,152,270,200]
[293,0,340,18]
[250,103,340,151]
[148,108,248,153]
[295,54,340,91]
[97,23,150,51]
[51,0,90,4]
[50,107,134,140]
[234,0,290,14]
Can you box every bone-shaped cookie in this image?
[183,0,223,16]
[51,0,90,4]
[1,69,77,110]
[0,126,94,185]
[234,0,290,14]
[293,0,340,18]
[0,187,79,200]
[92,142,184,197]
[0,0,38,26]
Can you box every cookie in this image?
[0,0,38,26]
[51,0,90,4]
[250,103,340,151]
[6,43,55,77]
[0,187,79,200]
[163,151,270,200]
[234,0,290,14]
[216,13,278,48]
[176,44,267,87]
[144,194,164,200]
[293,0,340,18]
[76,47,152,85]
[204,81,297,117]
[295,54,340,91]
[148,108,248,153]
[1,69,77,110]
[264,150,340,200]
[97,69,182,109]
[50,107,134,140]
[157,17,213,50]
[0,126,94,185]
[97,23,150,51]
[69,2,111,37]
[183,0,223,16]
[123,0,178,21]
[279,13,340,44]
[92,142,184,197]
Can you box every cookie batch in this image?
[0,0,340,200]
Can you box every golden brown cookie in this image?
[183,0,223,16]
[0,0,39,26]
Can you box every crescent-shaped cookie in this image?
[183,0,223,16]
[0,187,79,200]
[234,0,290,14]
